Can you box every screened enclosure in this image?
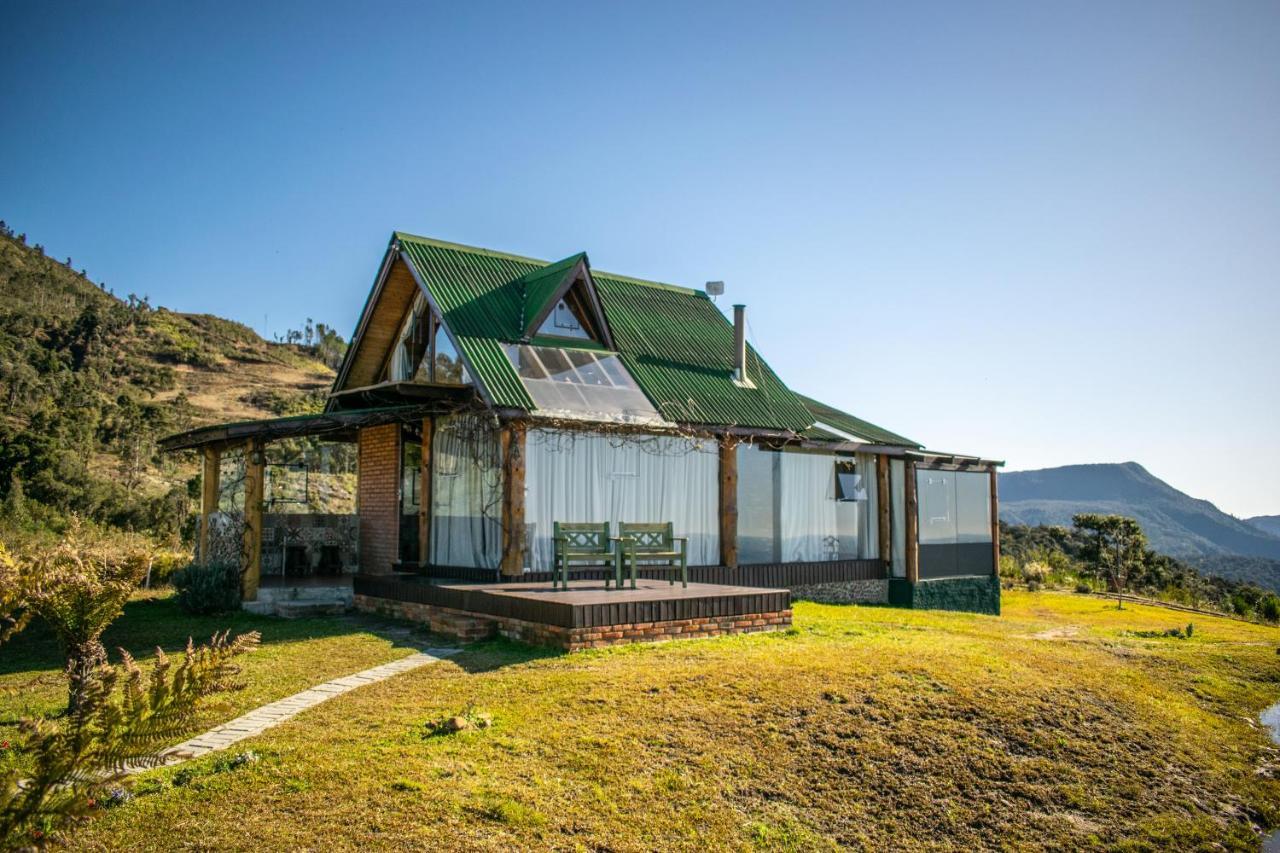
[915,467,994,578]
[735,445,881,565]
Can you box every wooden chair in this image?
[617,522,688,589]
[552,522,615,591]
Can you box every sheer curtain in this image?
[524,429,719,570]
[779,451,840,562]
[856,451,879,560]
[430,416,502,569]
[890,459,906,577]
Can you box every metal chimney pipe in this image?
[733,304,747,383]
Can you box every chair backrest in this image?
[617,522,674,552]
[553,521,612,554]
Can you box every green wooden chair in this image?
[617,522,688,589]
[552,521,616,591]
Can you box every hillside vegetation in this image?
[40,591,1280,850]
[0,226,343,539]
[1001,463,1280,592]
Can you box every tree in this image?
[1073,513,1147,609]
[22,522,153,713]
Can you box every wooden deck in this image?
[353,574,791,640]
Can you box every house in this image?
[161,233,1002,643]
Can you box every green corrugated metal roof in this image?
[393,232,814,431]
[797,394,921,447]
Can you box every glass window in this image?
[504,344,663,424]
[537,296,592,340]
[432,323,468,385]
[835,462,866,502]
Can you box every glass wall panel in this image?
[525,429,719,569]
[736,444,779,564]
[955,471,992,543]
[916,470,957,545]
[430,416,501,569]
[890,459,906,577]
[432,324,469,384]
[505,344,663,425]
[399,440,421,563]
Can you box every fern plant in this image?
[0,532,260,847]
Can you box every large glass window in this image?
[504,344,662,424]
[388,294,471,386]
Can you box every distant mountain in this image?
[999,462,1280,560]
[1248,515,1280,539]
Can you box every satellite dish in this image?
[705,280,725,298]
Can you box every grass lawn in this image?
[36,590,1280,850]
[0,590,436,745]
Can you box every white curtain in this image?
[856,452,879,560]
[779,451,840,562]
[431,416,502,569]
[890,459,906,578]
[525,429,719,570]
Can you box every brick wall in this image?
[354,593,791,652]
[357,424,401,575]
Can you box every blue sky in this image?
[2,1,1277,517]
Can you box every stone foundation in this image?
[354,593,791,652]
[888,575,1001,615]
[791,579,889,605]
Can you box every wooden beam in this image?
[242,439,265,602]
[904,460,919,584]
[989,466,1001,576]
[418,417,433,567]
[876,454,891,566]
[199,446,221,564]
[500,422,527,577]
[718,440,738,569]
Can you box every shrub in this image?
[1022,561,1050,584]
[173,562,241,615]
[1075,582,1092,594]
[1026,579,1042,593]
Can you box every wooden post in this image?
[718,439,738,569]
[904,460,919,584]
[242,439,265,602]
[989,466,1000,576]
[418,417,433,567]
[876,454,891,567]
[199,445,221,564]
[500,422,527,577]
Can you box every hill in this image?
[0,224,345,537]
[1250,516,1280,538]
[1000,462,1280,592]
[999,462,1280,559]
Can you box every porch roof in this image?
[157,404,439,452]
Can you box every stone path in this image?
[133,648,459,773]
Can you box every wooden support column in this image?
[242,439,265,602]
[904,460,919,584]
[499,422,527,577]
[418,417,433,567]
[876,454,891,567]
[718,439,738,569]
[199,445,221,564]
[989,466,1001,576]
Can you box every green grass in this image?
[0,590,434,738]
[21,591,1280,850]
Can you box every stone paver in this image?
[129,647,458,774]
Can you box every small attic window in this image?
[536,289,593,341]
